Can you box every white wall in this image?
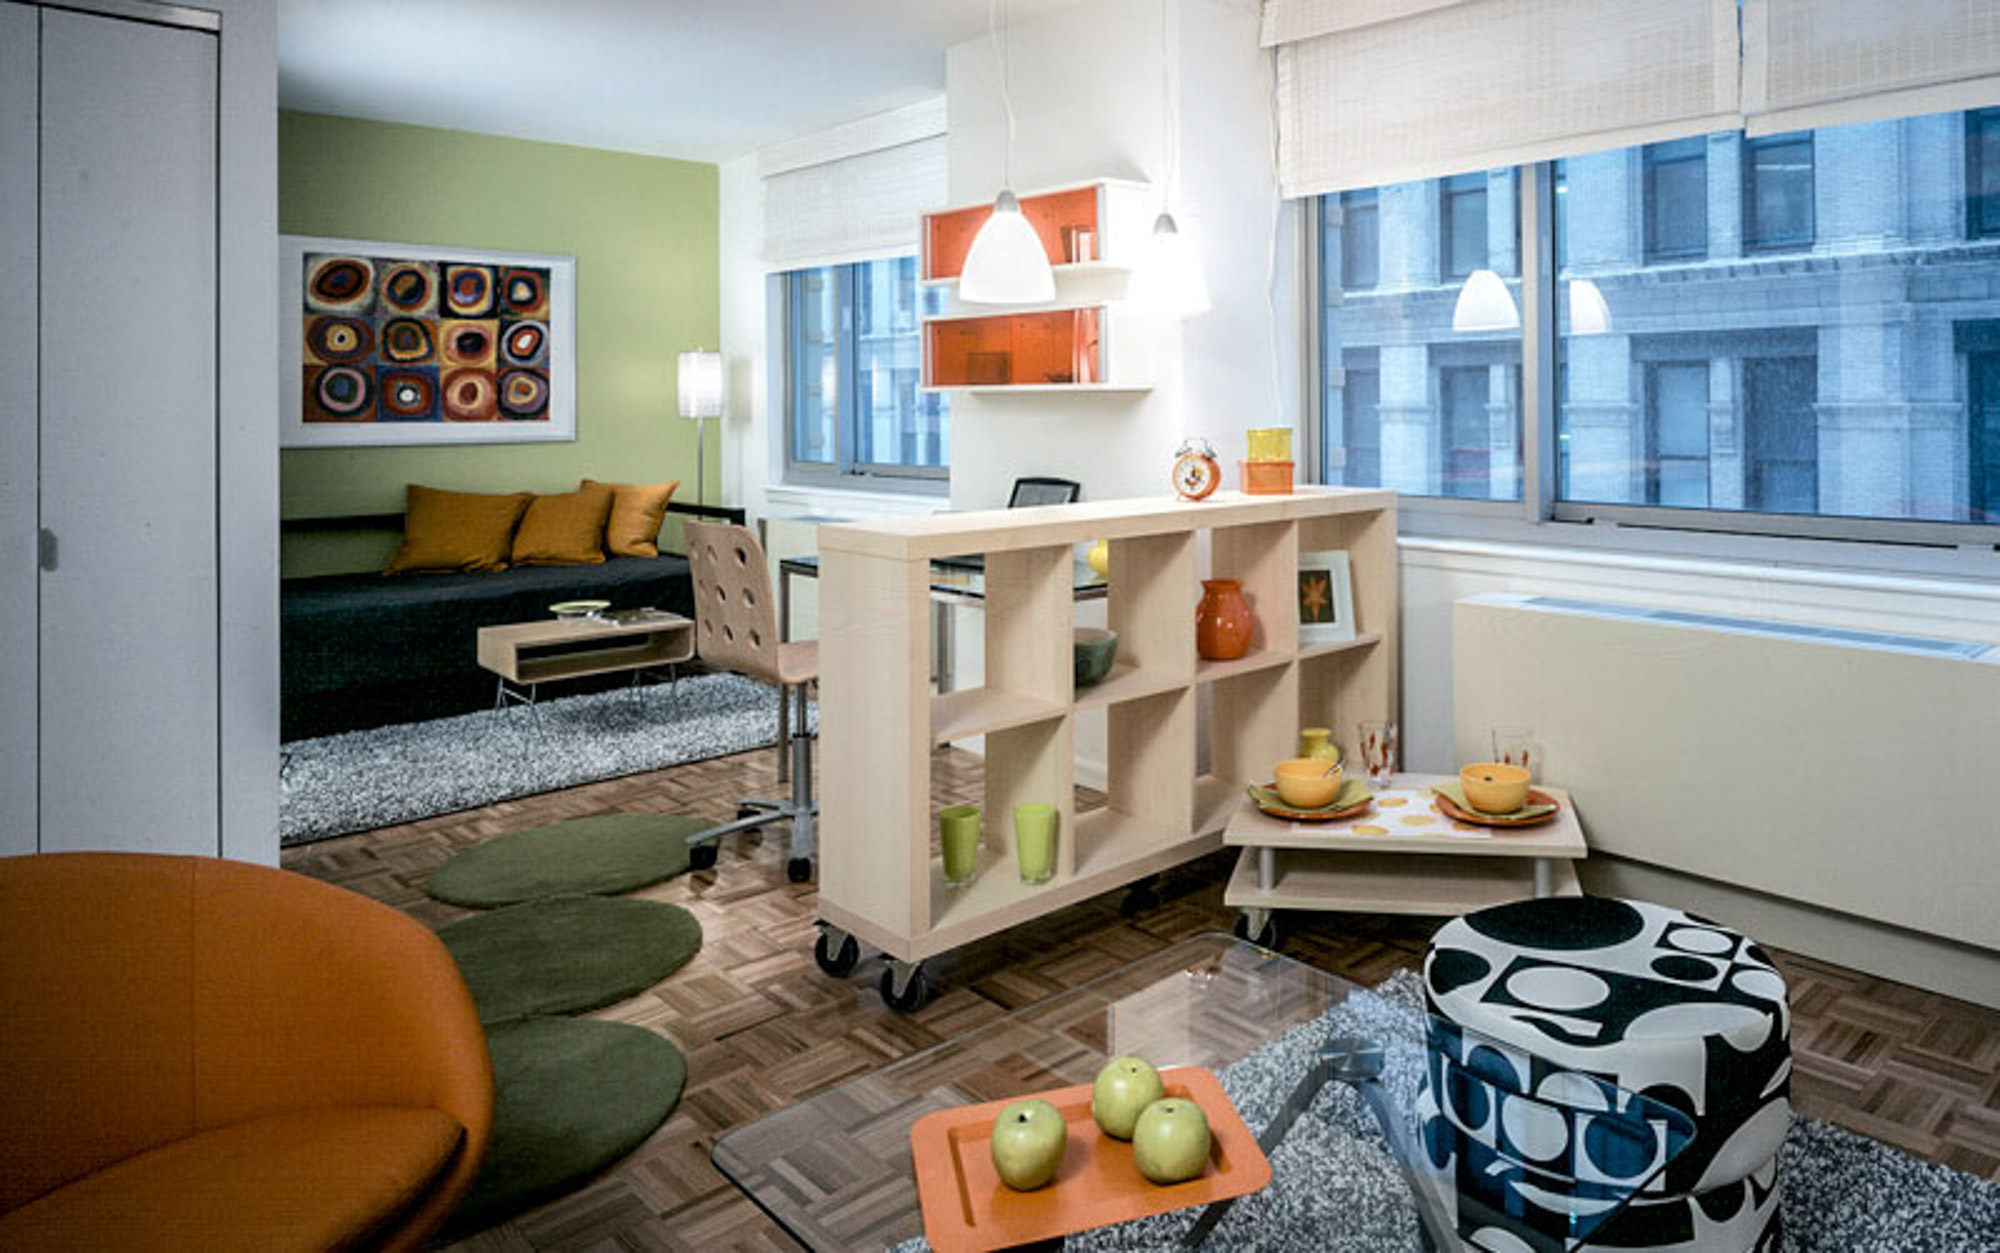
[943,0,1280,511]
[215,0,280,865]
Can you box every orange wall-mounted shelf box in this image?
[922,180,1154,283]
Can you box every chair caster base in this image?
[787,857,813,884]
[689,842,719,871]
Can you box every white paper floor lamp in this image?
[677,349,723,505]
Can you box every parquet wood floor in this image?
[280,745,2000,1250]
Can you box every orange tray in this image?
[910,1066,1271,1253]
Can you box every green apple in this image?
[1090,1056,1166,1140]
[1131,1097,1211,1185]
[989,1098,1068,1190]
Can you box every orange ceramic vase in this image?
[1195,579,1253,660]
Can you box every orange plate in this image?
[1253,794,1373,824]
[1433,787,1562,828]
[910,1066,1271,1253]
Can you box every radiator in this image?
[1452,593,2000,954]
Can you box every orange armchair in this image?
[0,852,493,1251]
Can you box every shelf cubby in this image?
[922,306,1150,391]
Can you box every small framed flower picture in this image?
[1297,550,1355,645]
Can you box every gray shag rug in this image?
[896,971,2000,1252]
[280,673,814,847]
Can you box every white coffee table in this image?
[1223,771,1586,944]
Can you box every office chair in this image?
[683,520,817,883]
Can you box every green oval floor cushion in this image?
[426,813,706,908]
[438,895,702,1024]
[442,1017,687,1240]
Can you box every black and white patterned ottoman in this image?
[1419,896,1792,1252]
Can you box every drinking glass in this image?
[1358,720,1397,790]
[1491,726,1539,781]
[940,804,981,888]
[1013,804,1058,884]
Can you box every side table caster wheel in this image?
[689,841,719,871]
[879,963,929,1013]
[787,857,814,884]
[1233,912,1280,949]
[813,928,859,977]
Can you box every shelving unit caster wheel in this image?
[1233,910,1279,949]
[813,926,859,977]
[689,841,720,871]
[879,961,929,1013]
[787,857,813,884]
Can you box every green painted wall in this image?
[278,111,718,574]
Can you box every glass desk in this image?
[711,934,1691,1252]
[777,553,1106,690]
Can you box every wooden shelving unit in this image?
[816,489,1398,990]
[919,179,1157,394]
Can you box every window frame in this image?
[1306,164,2000,570]
[1643,137,1709,263]
[781,257,948,490]
[1741,132,1816,254]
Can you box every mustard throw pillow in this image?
[383,485,533,575]
[582,479,679,558]
[511,484,615,566]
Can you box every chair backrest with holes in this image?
[685,520,783,683]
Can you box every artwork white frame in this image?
[280,234,576,447]
[1298,549,1356,644]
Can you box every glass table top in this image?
[710,934,1692,1252]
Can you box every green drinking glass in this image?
[1013,803,1058,885]
[940,804,981,888]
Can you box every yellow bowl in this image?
[1274,758,1343,808]
[1459,762,1531,814]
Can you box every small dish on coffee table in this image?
[1432,787,1562,828]
[1245,780,1373,823]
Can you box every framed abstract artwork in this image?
[1297,550,1356,645]
[280,235,576,447]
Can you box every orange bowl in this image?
[1459,762,1531,813]
[1273,758,1342,808]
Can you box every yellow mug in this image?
[1246,427,1292,463]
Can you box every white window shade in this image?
[1271,0,1740,197]
[759,98,947,270]
[1743,0,2000,136]
[1260,0,1468,45]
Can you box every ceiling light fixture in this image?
[1451,268,1520,333]
[959,0,1055,304]
[1128,0,1208,316]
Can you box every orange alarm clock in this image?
[1171,437,1220,501]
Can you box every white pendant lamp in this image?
[1451,268,1520,332]
[959,0,1055,304]
[1129,211,1209,315]
[960,190,1054,303]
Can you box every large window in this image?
[1320,167,1522,502]
[1318,108,2000,539]
[785,256,946,482]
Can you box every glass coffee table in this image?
[712,934,1690,1252]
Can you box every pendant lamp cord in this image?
[991,0,1015,191]
[1160,0,1175,213]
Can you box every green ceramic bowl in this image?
[1073,627,1119,688]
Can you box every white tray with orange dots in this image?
[1222,772,1585,920]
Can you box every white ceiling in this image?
[277,0,1087,164]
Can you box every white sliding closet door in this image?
[36,7,219,851]
[0,3,36,858]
